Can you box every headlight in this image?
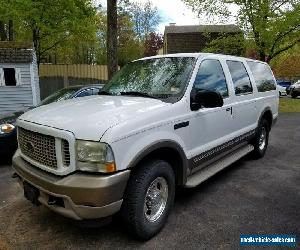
[76,140,116,173]
[0,124,15,134]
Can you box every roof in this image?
[0,42,34,64]
[164,24,241,34]
[139,53,266,64]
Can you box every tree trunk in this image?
[259,50,266,62]
[0,21,7,41]
[33,27,41,68]
[265,55,271,63]
[107,0,118,80]
[8,20,13,41]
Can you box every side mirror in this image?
[191,90,224,110]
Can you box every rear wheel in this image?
[291,92,298,98]
[120,159,175,240]
[251,119,270,158]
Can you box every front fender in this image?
[109,129,189,183]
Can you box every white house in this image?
[0,42,40,115]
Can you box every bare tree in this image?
[107,0,118,80]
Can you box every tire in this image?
[291,92,297,98]
[279,91,281,96]
[120,159,175,240]
[251,119,270,158]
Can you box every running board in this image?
[185,144,254,188]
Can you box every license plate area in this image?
[23,181,40,205]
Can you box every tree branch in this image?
[39,35,69,56]
[271,0,290,12]
[270,23,300,54]
[270,38,300,59]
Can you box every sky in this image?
[95,0,238,34]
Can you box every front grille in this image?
[18,127,57,169]
[62,139,70,166]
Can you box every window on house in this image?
[3,68,17,86]
[0,68,21,86]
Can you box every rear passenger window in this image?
[194,59,228,97]
[247,61,276,92]
[226,60,252,95]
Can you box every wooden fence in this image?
[39,64,109,87]
[39,64,114,100]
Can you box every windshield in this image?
[101,57,196,103]
[39,87,80,106]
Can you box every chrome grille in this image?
[18,127,57,169]
[62,139,70,166]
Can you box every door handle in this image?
[174,121,189,130]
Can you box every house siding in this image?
[0,63,33,114]
[166,32,224,54]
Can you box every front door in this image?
[187,58,235,172]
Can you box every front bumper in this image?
[12,151,130,220]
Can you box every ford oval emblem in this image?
[26,141,35,152]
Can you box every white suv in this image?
[13,53,278,239]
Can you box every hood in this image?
[18,95,169,140]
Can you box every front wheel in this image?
[120,159,175,240]
[251,119,270,158]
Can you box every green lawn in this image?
[279,97,300,112]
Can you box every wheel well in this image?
[261,110,273,130]
[132,147,186,186]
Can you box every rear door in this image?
[225,59,257,135]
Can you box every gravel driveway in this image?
[0,113,299,249]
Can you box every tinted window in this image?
[227,61,252,95]
[247,61,276,92]
[194,59,228,97]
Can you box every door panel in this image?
[226,60,257,132]
[187,59,235,171]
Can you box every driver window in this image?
[194,59,228,98]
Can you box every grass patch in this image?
[279,97,300,112]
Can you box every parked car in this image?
[0,84,103,158]
[276,80,292,94]
[276,80,292,89]
[277,84,287,96]
[12,54,278,240]
[289,81,300,98]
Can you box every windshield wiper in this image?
[120,91,158,99]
